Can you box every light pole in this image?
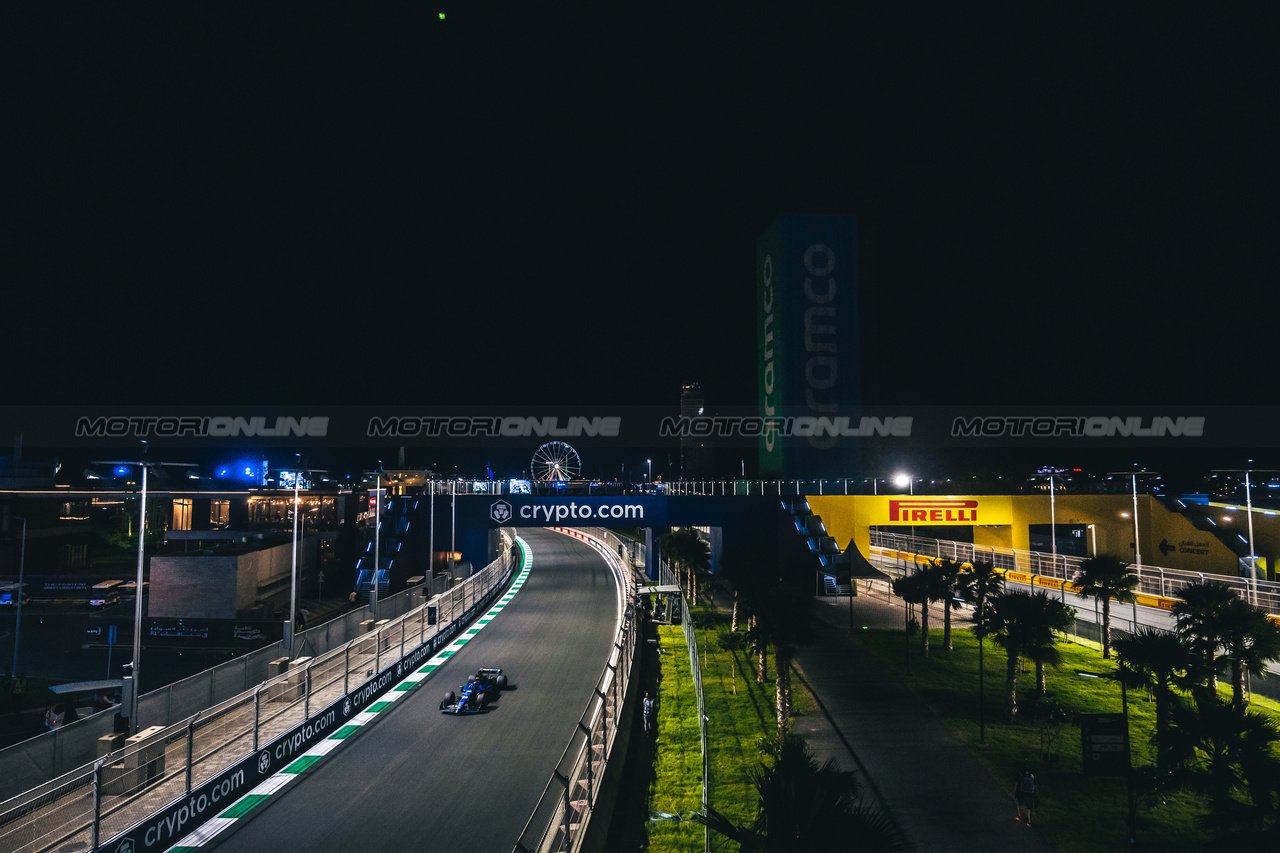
[1209,466,1277,608]
[1049,474,1057,573]
[894,472,915,540]
[1245,468,1257,606]
[288,455,300,652]
[10,516,26,678]
[129,460,147,733]
[429,479,436,590]
[1131,474,1141,572]
[94,451,194,733]
[373,469,382,614]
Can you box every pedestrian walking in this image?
[1014,767,1038,826]
[642,692,655,734]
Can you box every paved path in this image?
[793,581,1055,853]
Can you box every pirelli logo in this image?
[889,500,979,523]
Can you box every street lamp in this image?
[288,454,300,652]
[1210,465,1277,608]
[373,466,383,613]
[894,472,916,540]
[1131,473,1141,572]
[94,448,196,734]
[10,516,26,678]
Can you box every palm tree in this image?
[956,559,1004,626]
[1220,596,1280,705]
[1114,627,1191,773]
[660,527,709,601]
[1165,694,1280,834]
[982,590,1073,721]
[1172,581,1237,696]
[1023,593,1077,697]
[932,558,969,651]
[729,561,780,686]
[763,588,815,735]
[892,569,935,657]
[693,734,909,852]
[957,560,1004,740]
[1073,555,1139,659]
[720,556,769,633]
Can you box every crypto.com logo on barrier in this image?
[490,500,513,523]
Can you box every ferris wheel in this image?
[531,441,582,482]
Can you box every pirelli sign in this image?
[877,496,1012,526]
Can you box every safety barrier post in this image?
[92,758,102,850]
[578,720,594,805]
[304,661,312,720]
[556,769,571,845]
[344,645,351,696]
[186,715,196,793]
[252,685,261,752]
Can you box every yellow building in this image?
[806,494,1271,580]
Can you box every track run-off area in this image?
[180,527,620,853]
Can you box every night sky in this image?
[7,5,1278,445]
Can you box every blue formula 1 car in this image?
[440,667,508,714]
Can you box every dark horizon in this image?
[6,6,1277,426]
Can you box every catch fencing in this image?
[658,557,709,853]
[869,530,1280,614]
[867,533,1280,702]
[513,528,638,853]
[0,577,436,800]
[0,530,517,853]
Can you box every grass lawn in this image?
[854,623,1280,852]
[644,588,1280,852]
[647,624,704,852]
[646,604,815,852]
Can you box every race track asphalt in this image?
[209,527,620,853]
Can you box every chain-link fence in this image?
[513,528,637,853]
[866,536,1280,703]
[0,572,442,800]
[657,557,709,853]
[0,531,517,853]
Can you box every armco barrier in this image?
[0,531,518,853]
[513,527,637,853]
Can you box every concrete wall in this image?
[150,554,242,618]
[149,537,317,619]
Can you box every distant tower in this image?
[757,213,870,478]
[679,382,709,480]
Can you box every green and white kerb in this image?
[165,537,532,852]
